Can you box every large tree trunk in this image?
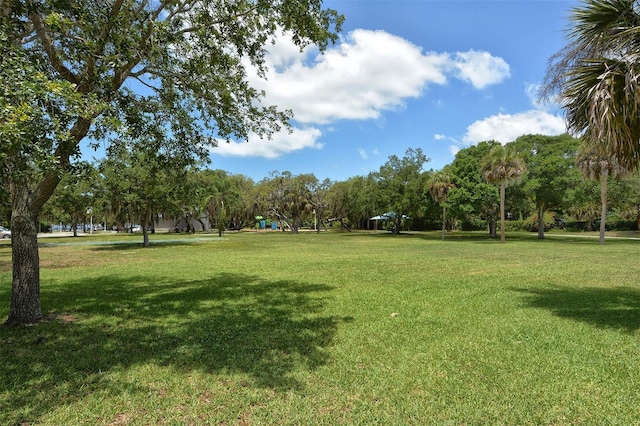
[441,205,446,240]
[5,114,91,325]
[141,217,150,247]
[6,183,43,325]
[488,220,497,238]
[537,206,545,240]
[599,169,608,245]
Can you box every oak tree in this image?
[2,0,342,324]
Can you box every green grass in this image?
[1,230,640,425]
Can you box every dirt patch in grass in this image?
[42,313,80,323]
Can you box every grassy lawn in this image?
[1,230,640,425]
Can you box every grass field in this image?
[1,230,640,425]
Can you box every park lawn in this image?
[1,230,640,425]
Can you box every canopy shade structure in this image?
[370,212,411,221]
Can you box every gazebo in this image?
[369,212,411,232]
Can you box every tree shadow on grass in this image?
[0,272,347,424]
[515,285,640,332]
[347,231,639,246]
[37,238,223,250]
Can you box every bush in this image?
[504,220,526,232]
[460,217,486,231]
[599,217,638,231]
[565,220,590,232]
[564,217,638,232]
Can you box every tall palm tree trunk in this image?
[441,205,447,240]
[599,168,609,245]
[499,180,506,244]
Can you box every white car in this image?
[0,226,10,239]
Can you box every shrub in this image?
[460,217,486,231]
[504,220,526,232]
[565,220,590,232]
[600,217,638,231]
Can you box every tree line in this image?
[4,133,636,245]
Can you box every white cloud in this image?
[213,127,323,158]
[525,82,562,112]
[453,50,510,89]
[524,82,544,109]
[460,84,567,145]
[434,133,460,144]
[249,29,510,126]
[357,148,381,159]
[233,29,512,158]
[462,110,566,145]
[449,145,461,156]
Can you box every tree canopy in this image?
[428,171,454,240]
[374,148,430,234]
[479,145,526,243]
[543,0,640,170]
[513,134,580,239]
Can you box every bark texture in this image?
[6,184,42,325]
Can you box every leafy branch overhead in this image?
[8,1,342,144]
[543,0,640,170]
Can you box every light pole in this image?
[87,207,93,235]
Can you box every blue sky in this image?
[84,0,580,182]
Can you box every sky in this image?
[84,0,580,182]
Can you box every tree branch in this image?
[83,0,126,88]
[27,2,79,85]
[132,74,160,92]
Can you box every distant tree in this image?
[565,179,600,231]
[307,178,332,232]
[513,134,580,239]
[264,171,316,233]
[0,186,10,227]
[480,145,526,243]
[447,141,501,237]
[99,141,197,247]
[326,180,350,230]
[428,171,455,240]
[576,144,628,244]
[374,148,430,233]
[245,178,269,228]
[345,175,379,230]
[199,170,247,235]
[610,173,640,230]
[47,162,98,237]
[224,175,254,231]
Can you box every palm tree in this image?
[428,171,455,240]
[479,145,526,243]
[543,0,640,171]
[576,143,627,244]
